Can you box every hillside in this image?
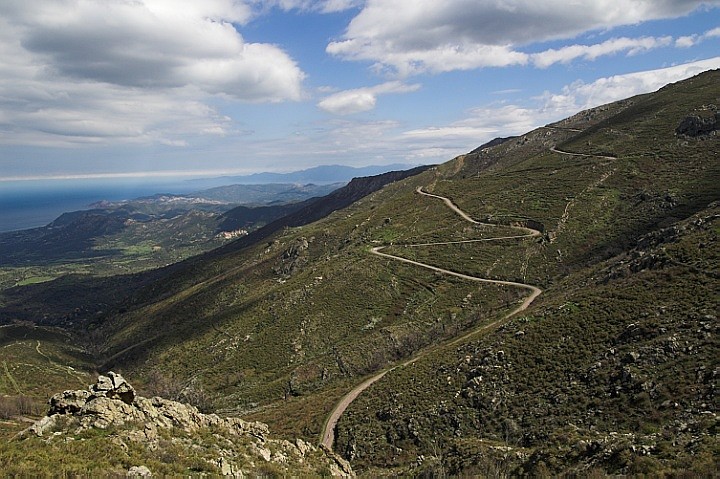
[329,70,719,475]
[0,182,342,291]
[0,70,717,476]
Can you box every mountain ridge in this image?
[185,163,418,187]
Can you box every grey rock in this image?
[93,375,113,392]
[21,373,353,476]
[127,465,152,477]
[26,414,61,437]
[81,396,137,429]
[295,437,313,455]
[49,389,91,415]
[90,372,135,404]
[217,457,241,476]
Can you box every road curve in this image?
[550,146,617,160]
[320,187,542,449]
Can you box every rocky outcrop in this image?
[275,236,311,276]
[676,111,719,137]
[25,372,270,439]
[22,373,354,476]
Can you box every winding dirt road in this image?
[550,146,617,160]
[320,187,542,449]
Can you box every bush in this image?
[0,395,41,419]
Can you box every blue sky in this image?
[1,0,719,180]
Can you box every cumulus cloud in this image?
[533,36,673,68]
[676,25,720,47]
[192,58,720,172]
[317,81,421,114]
[707,26,720,37]
[328,0,720,74]
[252,0,362,13]
[403,105,541,141]
[0,0,305,146]
[548,57,720,112]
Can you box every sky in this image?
[1,0,719,180]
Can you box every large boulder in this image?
[27,373,270,436]
[90,371,135,404]
[80,396,138,429]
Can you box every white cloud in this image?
[0,0,306,147]
[319,0,364,13]
[184,58,720,171]
[317,81,421,114]
[253,0,362,13]
[6,0,305,101]
[676,35,699,48]
[707,26,720,37]
[328,0,720,75]
[676,25,720,47]
[399,58,720,154]
[553,57,720,111]
[533,36,673,68]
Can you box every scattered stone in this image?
[127,465,152,477]
[295,438,313,455]
[26,415,61,437]
[624,351,641,363]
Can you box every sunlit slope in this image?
[435,70,718,274]
[88,70,717,446]
[332,71,719,475]
[97,169,528,410]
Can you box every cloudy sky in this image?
[1,0,719,180]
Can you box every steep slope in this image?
[330,70,719,475]
[335,204,718,476]
[100,71,716,456]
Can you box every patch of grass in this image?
[15,276,56,287]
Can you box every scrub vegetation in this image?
[0,70,717,476]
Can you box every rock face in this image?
[89,371,135,404]
[675,111,719,137]
[22,373,354,477]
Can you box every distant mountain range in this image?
[185,163,418,188]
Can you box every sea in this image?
[0,178,203,233]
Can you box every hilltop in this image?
[0,70,717,476]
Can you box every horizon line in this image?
[0,162,422,182]
[0,169,262,182]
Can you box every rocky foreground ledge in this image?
[20,372,353,477]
